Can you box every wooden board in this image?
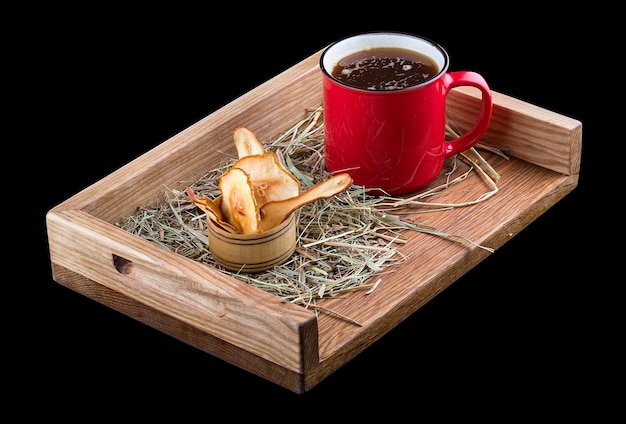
[45,49,582,394]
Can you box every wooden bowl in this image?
[207,198,297,273]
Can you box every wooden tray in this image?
[45,49,582,394]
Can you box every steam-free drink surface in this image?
[332,47,439,91]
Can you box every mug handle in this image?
[442,71,493,157]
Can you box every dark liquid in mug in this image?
[332,47,439,91]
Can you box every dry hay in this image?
[117,106,506,313]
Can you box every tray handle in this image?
[47,208,320,373]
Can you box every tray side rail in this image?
[447,86,582,176]
[46,208,320,374]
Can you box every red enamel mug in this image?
[321,32,493,195]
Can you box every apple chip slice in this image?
[186,187,238,233]
[259,173,353,231]
[218,167,261,234]
[233,126,265,159]
[233,151,300,207]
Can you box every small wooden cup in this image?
[206,201,297,273]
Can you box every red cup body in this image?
[321,32,493,195]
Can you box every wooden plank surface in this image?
[305,156,577,390]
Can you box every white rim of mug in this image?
[320,31,450,92]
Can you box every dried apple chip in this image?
[233,126,265,159]
[259,173,353,231]
[218,167,261,234]
[233,151,300,207]
[190,126,350,237]
[186,187,238,233]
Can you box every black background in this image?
[19,7,616,420]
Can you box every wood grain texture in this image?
[45,49,581,393]
[448,86,582,176]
